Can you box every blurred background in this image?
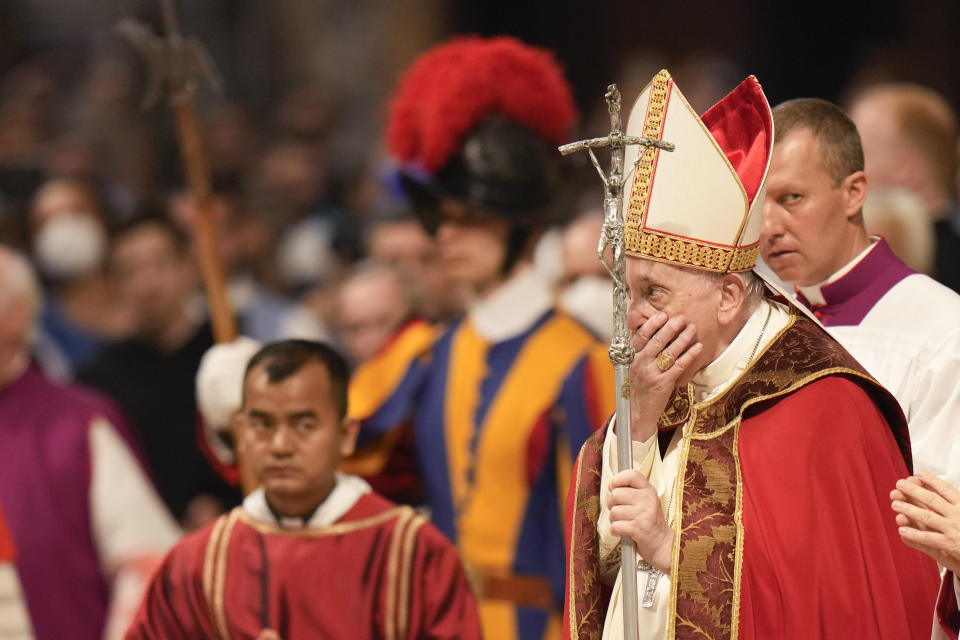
[2,0,957,263]
[2,0,957,372]
[0,0,957,523]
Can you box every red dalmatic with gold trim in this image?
[563,313,940,640]
[126,491,480,640]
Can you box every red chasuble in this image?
[563,312,940,640]
[126,492,481,640]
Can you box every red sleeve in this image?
[737,376,940,640]
[406,521,482,640]
[0,503,14,564]
[124,528,218,640]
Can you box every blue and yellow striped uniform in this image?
[348,308,614,640]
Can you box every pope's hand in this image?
[256,630,282,640]
[890,471,960,574]
[608,469,674,573]
[627,311,702,442]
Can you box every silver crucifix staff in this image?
[559,84,675,640]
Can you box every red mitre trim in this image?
[700,75,773,205]
[386,36,577,172]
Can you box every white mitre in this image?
[622,69,773,274]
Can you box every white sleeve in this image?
[0,563,34,639]
[597,416,659,566]
[904,328,960,488]
[88,418,181,640]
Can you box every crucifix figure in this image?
[559,84,675,640]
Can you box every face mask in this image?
[33,213,108,281]
[276,218,334,288]
[559,275,614,341]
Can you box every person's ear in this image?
[717,273,748,325]
[339,417,361,458]
[842,170,868,220]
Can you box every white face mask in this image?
[33,213,108,281]
[559,275,614,341]
[275,219,334,288]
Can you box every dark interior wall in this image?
[447,0,958,114]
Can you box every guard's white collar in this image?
[242,472,371,530]
[467,265,553,342]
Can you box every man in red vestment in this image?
[126,340,481,639]
[562,70,940,640]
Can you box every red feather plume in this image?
[386,36,578,173]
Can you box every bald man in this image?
[848,83,960,293]
[557,211,613,341]
[0,247,179,640]
[333,261,418,366]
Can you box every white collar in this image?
[242,472,371,530]
[467,266,553,342]
[796,237,878,306]
[690,299,789,403]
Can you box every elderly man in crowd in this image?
[0,247,179,640]
[847,83,960,293]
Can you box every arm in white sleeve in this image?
[0,562,34,639]
[904,328,960,488]
[88,418,181,640]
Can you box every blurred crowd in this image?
[0,0,955,529]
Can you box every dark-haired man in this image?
[78,215,240,524]
[760,98,960,488]
[126,340,481,640]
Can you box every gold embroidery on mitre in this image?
[627,228,759,273]
[623,72,767,275]
[626,70,671,237]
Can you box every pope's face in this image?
[237,361,357,517]
[625,257,722,384]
